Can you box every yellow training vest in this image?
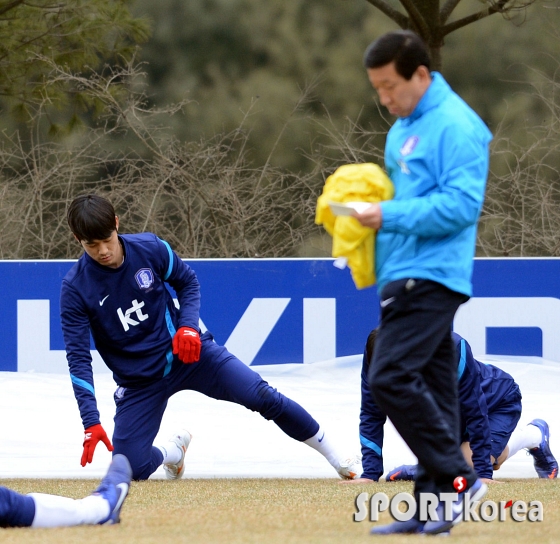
[315,163,394,289]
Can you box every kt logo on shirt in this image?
[117,299,149,331]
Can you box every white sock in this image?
[157,441,183,465]
[507,423,542,459]
[30,493,110,528]
[304,426,346,469]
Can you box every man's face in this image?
[367,62,429,118]
[77,218,122,268]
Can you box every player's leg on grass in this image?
[177,334,361,478]
[0,487,35,528]
[483,387,558,478]
[0,455,132,528]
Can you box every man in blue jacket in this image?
[352,329,557,484]
[60,194,361,482]
[353,30,493,535]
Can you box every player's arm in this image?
[456,336,493,479]
[156,237,202,363]
[357,334,386,482]
[156,237,200,327]
[60,281,113,465]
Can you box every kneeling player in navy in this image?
[349,329,557,484]
[60,194,360,481]
[1,455,131,528]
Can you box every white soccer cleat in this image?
[336,454,363,480]
[163,429,192,480]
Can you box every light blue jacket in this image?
[376,72,492,296]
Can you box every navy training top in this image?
[60,233,200,428]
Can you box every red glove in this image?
[173,326,201,363]
[81,424,113,467]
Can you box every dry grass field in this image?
[1,478,559,543]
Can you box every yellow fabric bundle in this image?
[315,163,394,289]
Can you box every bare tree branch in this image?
[362,0,409,28]
[440,0,462,24]
[443,1,533,36]
[0,59,327,260]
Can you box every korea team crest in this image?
[400,135,419,156]
[398,135,419,175]
[135,268,154,290]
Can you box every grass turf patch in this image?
[1,478,559,543]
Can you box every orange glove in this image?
[81,423,113,466]
[173,326,201,363]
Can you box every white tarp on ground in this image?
[1,355,558,480]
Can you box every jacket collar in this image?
[401,71,449,125]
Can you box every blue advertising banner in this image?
[2,257,560,373]
[0,258,379,373]
[455,258,560,362]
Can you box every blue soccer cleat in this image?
[93,454,132,525]
[423,478,487,535]
[385,464,417,482]
[528,419,558,479]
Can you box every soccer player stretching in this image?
[60,195,360,482]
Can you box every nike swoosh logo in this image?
[99,295,110,306]
[318,432,325,443]
[100,482,129,524]
[389,470,401,481]
[380,296,396,308]
[113,483,129,512]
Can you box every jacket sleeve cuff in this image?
[379,201,400,231]
[474,463,493,479]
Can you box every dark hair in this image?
[365,328,378,364]
[67,194,117,242]
[363,30,431,80]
